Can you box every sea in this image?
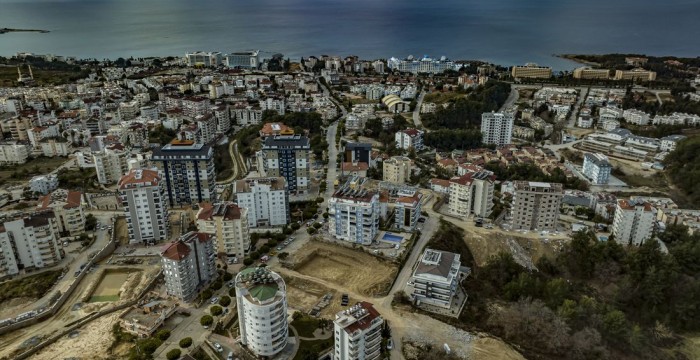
[0,0,698,71]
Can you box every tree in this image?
[243,258,254,266]
[229,287,236,297]
[85,214,97,230]
[210,306,223,316]
[223,272,233,282]
[200,315,213,327]
[291,222,301,230]
[166,348,181,360]
[602,310,628,341]
[278,252,289,260]
[179,337,193,348]
[155,329,171,341]
[200,289,213,302]
[219,296,231,307]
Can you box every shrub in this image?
[211,281,223,291]
[200,289,213,301]
[291,223,301,230]
[229,287,236,297]
[166,348,181,360]
[243,258,254,266]
[200,315,213,327]
[279,252,289,260]
[155,329,171,341]
[219,296,231,307]
[260,244,271,253]
[223,272,233,281]
[179,337,193,348]
[210,305,223,316]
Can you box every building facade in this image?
[161,231,217,301]
[481,112,514,146]
[448,172,495,219]
[236,267,289,357]
[196,202,250,260]
[119,169,169,245]
[612,199,656,246]
[409,248,462,309]
[511,64,552,78]
[151,140,216,207]
[0,212,63,277]
[328,184,381,245]
[333,302,384,360]
[233,177,290,228]
[511,181,563,231]
[36,189,85,236]
[395,128,424,150]
[382,156,412,184]
[582,153,612,185]
[93,144,130,185]
[258,135,310,194]
[394,189,422,231]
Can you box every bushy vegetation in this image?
[484,161,589,191]
[462,229,700,360]
[148,125,177,144]
[0,270,62,302]
[179,337,193,348]
[56,168,97,190]
[421,81,511,129]
[664,136,700,205]
[424,129,482,151]
[426,219,475,268]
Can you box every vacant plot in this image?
[89,271,130,302]
[291,241,397,297]
[0,269,62,304]
[0,156,67,184]
[30,313,121,360]
[284,276,358,318]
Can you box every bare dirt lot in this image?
[290,241,398,297]
[30,313,122,360]
[284,276,357,318]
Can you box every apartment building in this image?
[182,96,210,118]
[29,174,58,195]
[622,109,651,125]
[0,141,30,165]
[258,135,310,194]
[409,248,462,309]
[233,177,289,228]
[383,156,412,184]
[224,50,260,69]
[333,302,384,360]
[572,67,610,79]
[93,144,129,185]
[185,51,223,67]
[212,104,231,134]
[395,128,424,150]
[448,171,495,219]
[612,199,656,246]
[511,181,563,231]
[196,202,250,259]
[119,169,169,245]
[481,112,514,146]
[36,189,84,236]
[387,55,458,74]
[161,231,217,301]
[660,135,686,152]
[511,64,552,78]
[614,69,657,81]
[0,212,63,277]
[344,142,372,164]
[394,189,422,231]
[328,183,381,245]
[151,140,216,207]
[582,153,612,185]
[236,266,288,357]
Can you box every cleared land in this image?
[290,241,397,297]
[0,270,62,305]
[423,91,464,104]
[29,313,121,360]
[284,276,359,318]
[0,156,67,184]
[88,271,131,302]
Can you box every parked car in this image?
[387,339,394,350]
[213,342,223,352]
[227,352,234,360]
[210,297,219,304]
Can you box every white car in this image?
[387,339,394,350]
[227,352,234,360]
[210,297,219,304]
[213,343,223,352]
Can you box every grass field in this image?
[290,314,320,338]
[423,91,465,104]
[0,156,68,184]
[0,270,62,303]
[0,66,90,87]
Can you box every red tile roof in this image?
[118,169,161,190]
[343,302,382,333]
[161,240,191,261]
[430,178,450,187]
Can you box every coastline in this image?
[0,28,50,35]
[557,54,600,67]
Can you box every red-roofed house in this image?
[395,128,424,150]
[341,161,369,178]
[36,189,85,235]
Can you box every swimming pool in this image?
[382,233,403,242]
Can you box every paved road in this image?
[412,91,426,128]
[499,86,520,112]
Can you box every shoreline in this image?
[556,54,600,67]
[0,28,50,35]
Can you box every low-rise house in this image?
[119,300,178,338]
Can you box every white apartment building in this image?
[599,118,620,132]
[582,153,612,185]
[119,169,169,245]
[612,199,656,246]
[236,267,288,357]
[409,248,462,309]
[161,231,217,301]
[448,172,495,219]
[387,55,458,74]
[93,144,129,185]
[622,109,651,126]
[511,181,563,231]
[333,302,384,360]
[29,174,58,195]
[185,51,223,67]
[328,184,381,245]
[481,112,514,146]
[394,189,422,231]
[233,106,263,126]
[193,113,217,144]
[212,104,231,134]
[233,177,289,228]
[36,189,85,236]
[395,128,424,151]
[652,112,700,126]
[261,97,285,116]
[383,156,412,184]
[660,135,686,152]
[196,202,250,260]
[0,141,30,165]
[0,212,63,277]
[224,50,260,69]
